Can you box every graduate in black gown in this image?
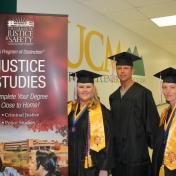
[68,70,114,176]
[108,52,160,176]
[152,67,176,176]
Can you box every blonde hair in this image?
[71,84,100,111]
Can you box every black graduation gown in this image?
[151,125,176,176]
[109,82,160,176]
[151,124,164,176]
[68,103,114,176]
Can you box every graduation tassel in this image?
[84,155,93,168]
[84,108,93,168]
[111,56,116,82]
[74,73,77,99]
[88,155,93,167]
[159,72,162,104]
[84,156,88,168]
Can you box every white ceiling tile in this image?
[161,25,176,33]
[105,9,147,23]
[157,42,176,47]
[126,0,174,7]
[143,34,171,40]
[80,0,133,13]
[134,28,165,35]
[168,33,176,38]
[74,0,88,2]
[152,39,176,45]
[165,47,176,52]
[120,19,157,30]
[137,1,176,18]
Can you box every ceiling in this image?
[74,0,176,56]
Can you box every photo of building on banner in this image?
[0,13,68,176]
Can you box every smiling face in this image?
[77,82,94,105]
[162,82,176,107]
[116,65,134,83]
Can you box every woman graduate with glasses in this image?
[152,67,176,176]
[68,70,114,176]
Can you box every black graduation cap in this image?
[108,52,141,66]
[153,67,176,83]
[70,70,102,84]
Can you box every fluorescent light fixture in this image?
[151,15,176,27]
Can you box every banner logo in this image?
[6,18,34,46]
[127,47,145,76]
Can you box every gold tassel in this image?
[88,155,93,167]
[84,156,88,168]
[159,165,165,176]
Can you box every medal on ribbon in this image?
[71,105,87,134]
[70,125,77,133]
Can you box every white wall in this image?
[17,0,176,112]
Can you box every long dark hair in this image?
[0,157,5,172]
[36,150,61,176]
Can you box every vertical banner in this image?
[0,13,68,176]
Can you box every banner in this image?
[0,13,68,176]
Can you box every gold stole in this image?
[159,104,176,176]
[68,101,106,168]
[159,107,167,176]
[163,104,176,170]
[67,101,72,115]
[67,101,105,151]
[159,165,165,176]
[89,102,105,152]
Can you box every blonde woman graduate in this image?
[68,70,115,176]
[152,67,176,176]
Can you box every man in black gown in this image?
[108,52,160,176]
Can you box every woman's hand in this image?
[99,170,108,176]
